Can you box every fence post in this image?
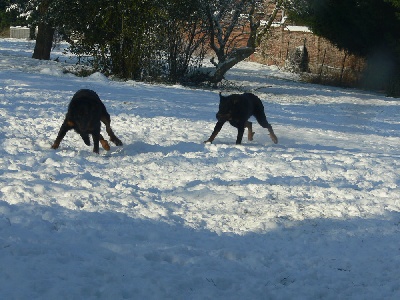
[339,52,347,85]
[319,49,327,78]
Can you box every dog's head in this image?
[216,93,234,122]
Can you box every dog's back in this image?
[68,89,101,113]
[242,93,268,125]
[227,93,264,123]
[67,89,103,134]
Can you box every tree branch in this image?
[256,0,285,45]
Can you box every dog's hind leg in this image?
[258,117,278,144]
[245,121,255,141]
[101,115,123,146]
[254,113,278,144]
[259,120,278,144]
[267,128,278,144]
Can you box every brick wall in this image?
[252,25,365,84]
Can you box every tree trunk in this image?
[32,23,54,60]
[32,0,54,60]
[209,47,255,83]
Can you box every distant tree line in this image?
[5,0,278,85]
[3,0,400,96]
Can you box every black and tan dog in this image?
[51,89,123,153]
[205,92,278,145]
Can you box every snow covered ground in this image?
[0,38,399,299]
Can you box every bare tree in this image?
[198,0,287,84]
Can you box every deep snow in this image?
[0,38,399,299]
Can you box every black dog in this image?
[205,92,278,145]
[51,89,123,153]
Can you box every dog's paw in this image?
[100,140,111,151]
[248,132,255,141]
[270,133,278,144]
[112,137,123,146]
[51,143,59,149]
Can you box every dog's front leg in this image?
[204,121,225,143]
[99,133,111,151]
[236,123,246,144]
[51,121,71,150]
[80,133,91,146]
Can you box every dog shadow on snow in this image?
[114,140,205,156]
